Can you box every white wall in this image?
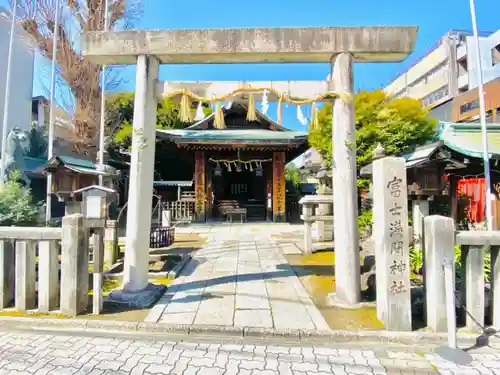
[0,6,35,150]
[466,30,500,89]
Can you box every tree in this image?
[308,90,437,174]
[14,0,141,155]
[0,171,41,226]
[27,122,48,159]
[285,164,301,186]
[107,93,212,150]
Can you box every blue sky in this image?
[4,0,498,130]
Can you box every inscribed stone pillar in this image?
[194,151,206,222]
[412,199,429,250]
[272,152,286,222]
[331,53,360,306]
[123,55,159,292]
[373,156,412,331]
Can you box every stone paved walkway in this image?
[146,224,329,331]
[0,330,499,374]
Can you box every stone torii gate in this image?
[82,26,417,307]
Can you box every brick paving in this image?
[0,330,498,374]
[147,224,329,331]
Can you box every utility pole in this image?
[0,0,18,186]
[469,0,493,231]
[45,0,61,223]
[98,0,110,185]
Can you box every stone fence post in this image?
[424,215,455,332]
[60,214,89,316]
[373,155,412,331]
[0,240,15,309]
[104,220,118,266]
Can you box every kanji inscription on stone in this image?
[372,156,411,331]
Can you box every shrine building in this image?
[155,102,308,223]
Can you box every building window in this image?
[408,60,448,91]
[467,115,481,123]
[457,57,468,76]
[493,43,500,66]
[393,89,406,99]
[421,86,449,108]
[460,99,480,114]
[486,111,493,123]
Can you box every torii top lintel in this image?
[82,26,418,65]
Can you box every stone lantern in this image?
[73,185,117,224]
[313,163,333,242]
[315,163,333,195]
[73,185,118,315]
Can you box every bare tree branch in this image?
[9,0,141,155]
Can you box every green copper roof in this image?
[156,129,307,144]
[24,157,47,173]
[437,122,500,159]
[58,155,95,169]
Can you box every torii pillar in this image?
[82,26,417,307]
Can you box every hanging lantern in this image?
[235,163,242,173]
[214,164,222,176]
[255,163,263,177]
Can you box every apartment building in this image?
[384,29,500,121]
[0,6,35,147]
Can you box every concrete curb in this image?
[0,316,485,346]
[167,254,191,280]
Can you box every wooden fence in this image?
[163,201,195,222]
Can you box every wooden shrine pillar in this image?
[272,151,286,222]
[266,166,273,222]
[194,151,206,222]
[206,160,213,220]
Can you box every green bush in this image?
[358,209,373,234]
[454,244,491,285]
[409,247,423,280]
[0,171,41,226]
[409,244,491,286]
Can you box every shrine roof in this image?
[24,157,47,176]
[437,122,500,159]
[39,156,117,176]
[156,128,307,145]
[359,122,500,177]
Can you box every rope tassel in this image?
[214,102,225,129]
[310,102,319,130]
[179,93,192,123]
[277,95,283,126]
[246,92,257,122]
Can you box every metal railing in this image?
[150,225,175,249]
